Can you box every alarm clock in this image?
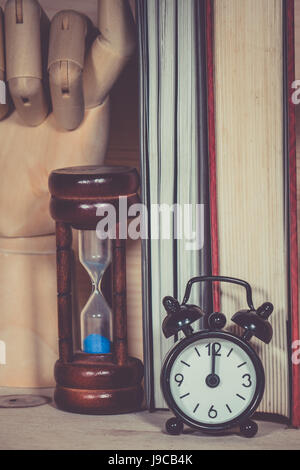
[160,276,273,438]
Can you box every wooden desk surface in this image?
[0,387,299,450]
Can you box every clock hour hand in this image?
[212,345,216,375]
[205,343,220,388]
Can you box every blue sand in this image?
[83,334,111,354]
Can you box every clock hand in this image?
[212,343,216,375]
[205,343,220,389]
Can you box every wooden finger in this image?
[48,11,87,131]
[5,0,49,126]
[0,7,9,120]
[83,0,136,109]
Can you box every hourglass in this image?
[79,231,112,355]
[49,165,144,414]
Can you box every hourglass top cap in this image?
[49,165,140,229]
[49,165,140,200]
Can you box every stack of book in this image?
[137,0,300,426]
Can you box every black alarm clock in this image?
[160,276,273,438]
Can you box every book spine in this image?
[196,0,213,318]
[285,0,300,428]
[205,0,220,311]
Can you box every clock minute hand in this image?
[205,343,220,389]
[211,344,216,375]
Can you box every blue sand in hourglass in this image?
[79,230,113,356]
[83,334,111,354]
[81,285,112,354]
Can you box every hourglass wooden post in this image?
[49,166,144,414]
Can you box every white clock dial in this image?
[169,337,258,425]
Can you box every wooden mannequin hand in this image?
[0,0,135,237]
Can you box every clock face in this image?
[163,332,264,429]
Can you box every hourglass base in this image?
[54,354,144,415]
[54,384,144,415]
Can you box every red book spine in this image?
[286,0,300,428]
[206,0,220,311]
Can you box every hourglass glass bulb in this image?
[79,230,113,354]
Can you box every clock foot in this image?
[166,417,184,435]
[240,419,258,438]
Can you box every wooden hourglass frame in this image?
[49,166,144,414]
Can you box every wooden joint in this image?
[61,14,69,31]
[60,61,70,97]
[15,0,23,24]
